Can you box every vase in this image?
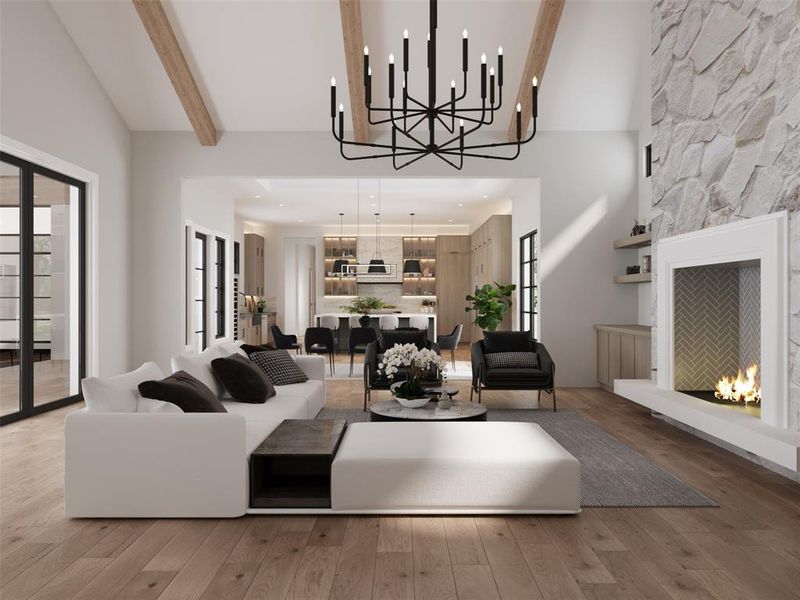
[437,397,452,410]
[359,314,371,327]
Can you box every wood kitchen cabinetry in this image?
[244,234,265,296]
[595,324,652,391]
[469,215,512,342]
[435,235,471,342]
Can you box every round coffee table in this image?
[369,398,487,422]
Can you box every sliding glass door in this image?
[0,152,85,425]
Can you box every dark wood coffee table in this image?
[250,419,347,508]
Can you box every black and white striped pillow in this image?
[250,350,309,386]
[485,351,539,369]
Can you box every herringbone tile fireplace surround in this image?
[673,262,760,393]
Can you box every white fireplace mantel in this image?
[656,212,789,428]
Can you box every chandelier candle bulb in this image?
[516,102,522,140]
[330,77,336,118]
[532,76,538,117]
[388,54,395,98]
[489,67,495,104]
[459,119,465,152]
[481,57,487,99]
[363,46,369,85]
[450,80,456,113]
[403,30,409,71]
[462,30,468,71]
[338,104,344,139]
[497,47,504,86]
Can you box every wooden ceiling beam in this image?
[132,0,218,146]
[339,0,370,143]
[508,0,565,141]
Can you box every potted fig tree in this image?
[465,282,516,332]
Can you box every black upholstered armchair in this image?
[270,325,302,354]
[470,331,556,410]
[363,329,440,410]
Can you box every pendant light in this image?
[368,179,387,273]
[332,212,348,276]
[403,212,422,274]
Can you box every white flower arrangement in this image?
[377,343,446,381]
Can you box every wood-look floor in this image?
[2,348,799,600]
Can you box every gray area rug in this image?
[317,408,718,507]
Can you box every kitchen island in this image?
[314,313,437,342]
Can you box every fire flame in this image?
[714,364,761,405]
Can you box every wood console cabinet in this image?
[595,325,652,391]
[435,235,471,341]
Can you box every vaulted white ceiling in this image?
[50,0,649,133]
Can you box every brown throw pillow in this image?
[138,371,227,413]
[211,354,276,404]
[240,343,277,356]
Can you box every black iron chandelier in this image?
[330,0,538,170]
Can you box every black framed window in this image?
[519,229,538,338]
[193,232,207,351]
[1,152,85,425]
[214,237,225,339]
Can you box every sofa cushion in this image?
[250,350,309,385]
[82,362,165,413]
[482,331,533,353]
[275,380,325,418]
[484,367,550,386]
[211,354,276,404]
[485,351,539,369]
[170,347,226,399]
[222,392,307,422]
[138,371,227,413]
[218,340,248,358]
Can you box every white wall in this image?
[0,0,131,377]
[132,131,639,385]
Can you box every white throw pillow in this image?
[218,339,247,358]
[82,362,165,413]
[170,346,226,399]
[137,397,184,413]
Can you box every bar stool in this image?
[379,315,399,331]
[409,315,429,331]
[319,315,341,351]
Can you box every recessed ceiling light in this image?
[482,195,489,199]
[279,203,285,207]
[254,195,261,198]
[448,219,454,223]
[457,203,464,207]
[298,219,304,222]
[369,195,375,199]
[371,203,377,207]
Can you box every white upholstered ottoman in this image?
[331,422,580,513]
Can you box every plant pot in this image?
[359,314,371,327]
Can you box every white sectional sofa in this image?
[65,342,325,518]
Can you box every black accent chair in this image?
[270,325,302,354]
[437,324,463,370]
[348,326,378,377]
[363,329,440,410]
[470,331,556,411]
[304,327,336,376]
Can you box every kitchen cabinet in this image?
[435,235,471,341]
[244,233,265,296]
[469,215,512,342]
[595,325,652,391]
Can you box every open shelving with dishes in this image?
[402,236,436,296]
[323,236,358,296]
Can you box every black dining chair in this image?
[304,327,336,376]
[348,326,378,377]
[270,325,302,354]
[437,324,463,370]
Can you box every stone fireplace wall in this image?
[651,0,800,429]
[673,264,760,390]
